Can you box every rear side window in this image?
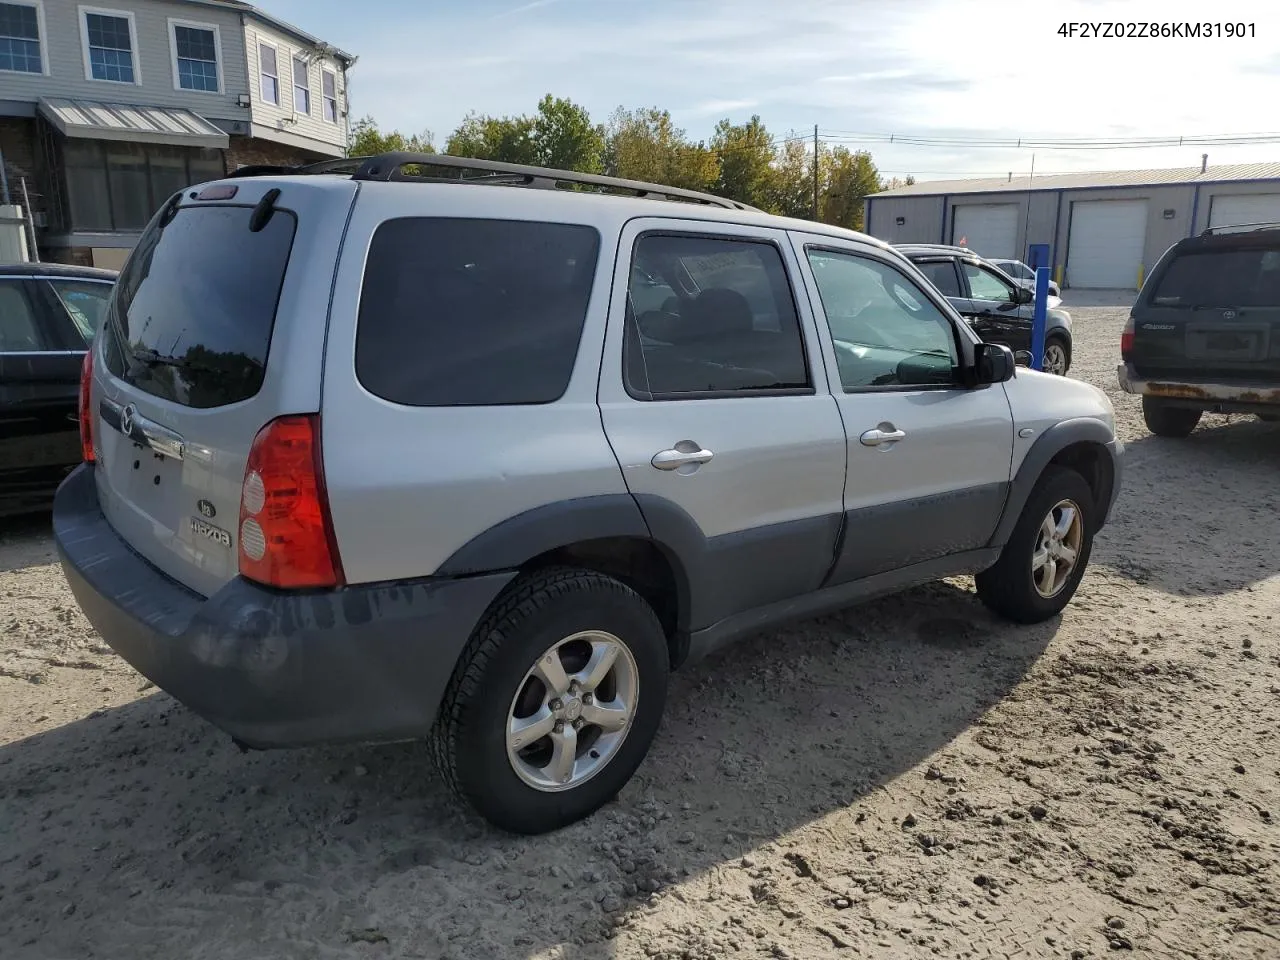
[47,279,113,343]
[1152,246,1280,308]
[355,218,600,406]
[101,204,297,408]
[916,260,963,297]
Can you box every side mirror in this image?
[1014,350,1033,367]
[1014,286,1034,305]
[976,342,1016,383]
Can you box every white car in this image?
[990,258,1062,299]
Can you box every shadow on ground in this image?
[1095,412,1280,596]
[0,512,55,575]
[0,581,1054,960]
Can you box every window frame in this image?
[321,68,338,123]
[804,243,969,395]
[291,54,310,116]
[0,0,47,76]
[257,38,280,106]
[78,5,140,85]
[167,17,223,95]
[622,229,816,403]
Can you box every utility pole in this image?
[812,124,820,221]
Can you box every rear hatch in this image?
[1130,231,1280,383]
[90,178,355,597]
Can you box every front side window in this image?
[83,10,135,83]
[173,22,218,92]
[964,262,1018,302]
[0,1,41,74]
[355,218,601,406]
[259,42,278,104]
[47,279,113,342]
[322,70,338,122]
[0,280,49,352]
[807,249,959,390]
[292,56,310,114]
[624,234,810,398]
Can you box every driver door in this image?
[960,259,1031,353]
[790,235,1015,585]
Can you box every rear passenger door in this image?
[598,219,847,632]
[0,277,84,508]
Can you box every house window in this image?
[63,140,225,232]
[81,8,137,84]
[292,56,310,115]
[171,20,219,93]
[0,1,42,74]
[322,69,338,123]
[258,41,278,105]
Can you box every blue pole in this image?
[1031,266,1050,370]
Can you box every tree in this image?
[768,135,815,220]
[711,115,776,210]
[347,115,434,157]
[445,111,539,165]
[822,147,882,231]
[532,95,605,173]
[603,106,717,192]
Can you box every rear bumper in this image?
[1117,363,1280,411]
[53,463,514,749]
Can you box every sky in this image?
[262,0,1279,182]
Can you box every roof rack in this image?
[228,151,760,212]
[894,242,977,255]
[1200,220,1280,236]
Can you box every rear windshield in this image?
[355,217,600,406]
[1151,245,1280,309]
[101,203,297,408]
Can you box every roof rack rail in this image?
[348,152,760,211]
[1200,220,1280,236]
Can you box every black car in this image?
[1119,222,1280,436]
[1,262,116,518]
[894,244,1074,376]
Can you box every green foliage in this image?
[357,99,889,230]
[347,115,435,157]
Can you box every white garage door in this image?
[951,204,1019,260]
[1208,194,1280,229]
[1067,200,1148,289]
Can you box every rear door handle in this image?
[860,427,906,447]
[651,444,714,470]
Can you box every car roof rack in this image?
[1200,220,1280,236]
[228,152,760,212]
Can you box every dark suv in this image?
[895,244,1074,376]
[1119,223,1280,436]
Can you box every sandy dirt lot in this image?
[2,294,1278,960]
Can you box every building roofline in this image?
[177,0,356,64]
[870,163,1280,199]
[870,176,1280,200]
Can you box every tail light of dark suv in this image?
[1120,315,1135,361]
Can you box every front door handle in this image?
[860,426,906,447]
[651,443,714,470]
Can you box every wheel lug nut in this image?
[572,718,585,730]
[550,699,563,712]
[554,720,565,733]
[582,693,593,704]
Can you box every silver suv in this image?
[55,153,1123,835]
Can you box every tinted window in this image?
[807,249,958,389]
[964,263,1017,302]
[47,279,113,342]
[0,280,50,352]
[1152,245,1280,309]
[356,218,600,406]
[916,260,962,297]
[624,234,809,397]
[101,204,297,408]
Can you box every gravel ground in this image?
[2,292,1278,960]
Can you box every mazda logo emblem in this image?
[1223,310,1237,320]
[120,404,136,436]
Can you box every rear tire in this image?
[431,567,669,835]
[1142,397,1201,437]
[976,466,1095,624]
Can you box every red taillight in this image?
[1120,316,1135,359]
[79,349,95,463]
[237,415,344,590]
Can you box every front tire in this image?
[1043,334,1071,376]
[1142,396,1201,437]
[976,466,1095,624]
[431,567,669,835]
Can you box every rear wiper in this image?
[130,348,221,375]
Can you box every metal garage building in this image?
[865,161,1280,289]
